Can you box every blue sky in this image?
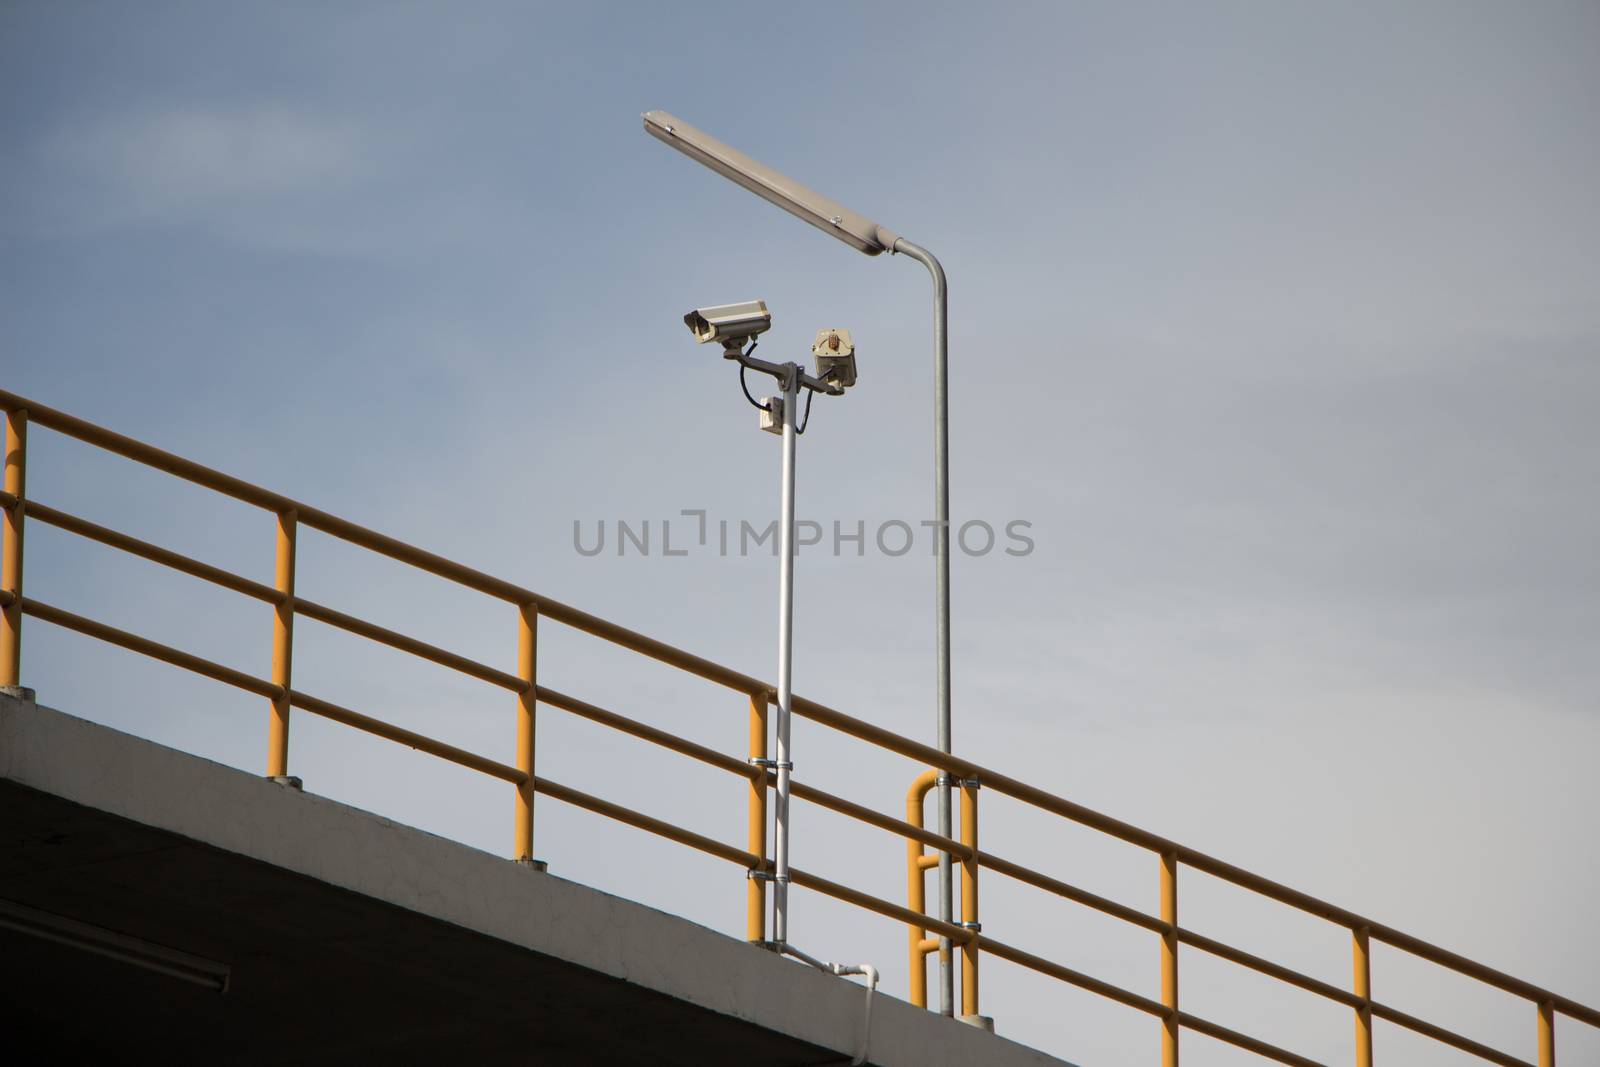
[4,3,1598,1064]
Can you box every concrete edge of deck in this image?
[0,691,1076,1067]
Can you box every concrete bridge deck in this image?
[0,691,1074,1066]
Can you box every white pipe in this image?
[772,363,798,945]
[838,963,881,1066]
[779,943,879,1067]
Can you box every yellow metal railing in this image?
[1,389,1594,1067]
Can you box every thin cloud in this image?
[5,105,386,255]
[44,105,371,206]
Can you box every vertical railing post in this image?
[908,827,926,1007]
[514,602,538,862]
[1161,850,1179,1067]
[960,776,981,1020]
[747,689,769,943]
[266,508,296,778]
[0,407,25,690]
[1353,925,1373,1067]
[906,769,940,1008]
[1538,999,1555,1067]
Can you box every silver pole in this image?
[772,363,799,946]
[892,238,952,1016]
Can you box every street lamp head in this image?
[684,300,772,349]
[643,110,899,257]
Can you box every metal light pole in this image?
[646,110,958,1016]
[772,358,799,944]
[683,305,854,953]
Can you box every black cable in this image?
[739,363,769,412]
[738,341,771,411]
[795,384,816,435]
[733,340,818,432]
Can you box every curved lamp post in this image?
[642,110,956,1017]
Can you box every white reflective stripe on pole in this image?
[773,365,799,945]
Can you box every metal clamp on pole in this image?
[749,757,793,770]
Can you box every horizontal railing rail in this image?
[0,388,1592,1067]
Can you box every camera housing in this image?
[811,328,857,390]
[684,301,772,346]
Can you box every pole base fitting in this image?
[517,857,549,872]
[267,775,303,790]
[959,1014,995,1033]
[0,685,36,703]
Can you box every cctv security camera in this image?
[812,328,857,389]
[684,301,772,347]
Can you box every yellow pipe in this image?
[794,865,973,946]
[747,690,769,942]
[0,408,25,687]
[788,772,972,859]
[29,498,282,605]
[980,930,1166,1018]
[1369,999,1535,1065]
[266,508,296,778]
[288,688,524,783]
[1539,999,1555,1066]
[1353,925,1373,1067]
[960,778,979,1018]
[1161,850,1179,1067]
[25,596,283,699]
[906,768,939,1008]
[297,594,524,692]
[514,603,538,862]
